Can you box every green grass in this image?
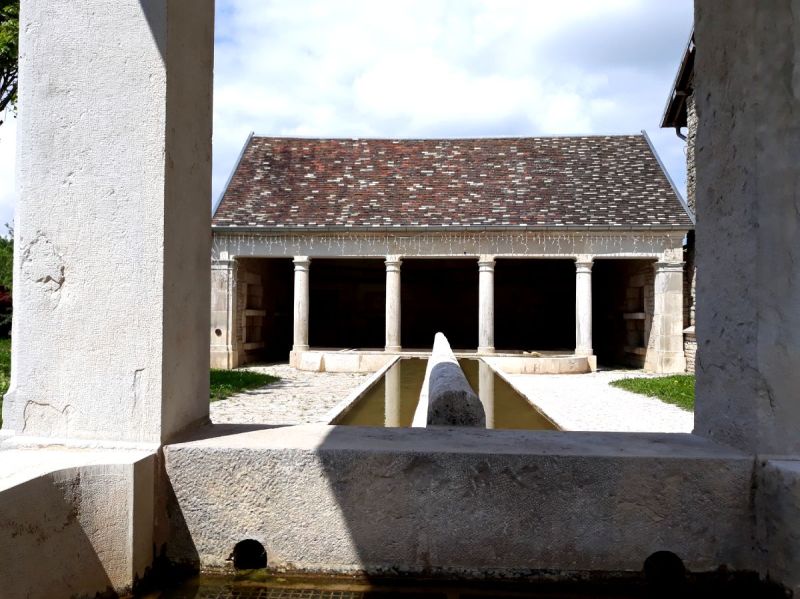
[610,374,695,411]
[0,337,9,426]
[210,368,279,402]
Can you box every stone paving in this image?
[210,364,369,425]
[211,364,693,433]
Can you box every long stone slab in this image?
[164,425,754,577]
[413,333,485,427]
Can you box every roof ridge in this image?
[250,133,645,142]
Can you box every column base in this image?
[477,346,495,354]
[385,346,402,352]
[575,348,594,357]
[210,348,239,370]
[644,350,687,374]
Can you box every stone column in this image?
[385,256,402,352]
[292,257,311,352]
[2,0,215,444]
[644,261,686,374]
[384,360,402,427]
[210,258,240,369]
[575,257,594,357]
[478,361,495,429]
[478,256,495,354]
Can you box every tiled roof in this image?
[213,135,693,229]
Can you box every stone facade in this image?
[212,231,689,374]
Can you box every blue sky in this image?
[0,0,693,228]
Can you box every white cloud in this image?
[0,0,694,221]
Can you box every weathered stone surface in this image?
[415,333,485,427]
[3,0,214,443]
[0,448,155,598]
[694,1,800,454]
[757,460,800,594]
[164,425,754,575]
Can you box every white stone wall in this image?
[3,0,215,443]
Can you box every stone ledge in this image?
[164,426,754,575]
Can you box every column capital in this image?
[654,261,684,274]
[385,255,402,271]
[478,255,496,270]
[211,258,236,271]
[575,256,594,273]
[293,256,310,270]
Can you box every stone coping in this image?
[0,446,155,492]
[167,423,749,460]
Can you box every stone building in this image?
[662,33,697,372]
[210,134,693,373]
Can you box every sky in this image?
[0,0,693,228]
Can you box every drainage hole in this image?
[229,539,267,570]
[644,550,686,595]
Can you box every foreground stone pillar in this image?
[293,257,311,352]
[695,0,800,457]
[385,256,402,351]
[478,256,495,353]
[574,257,593,357]
[3,0,215,444]
[210,258,240,369]
[644,261,686,374]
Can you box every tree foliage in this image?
[0,0,19,126]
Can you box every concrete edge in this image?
[325,356,401,424]
[485,359,564,431]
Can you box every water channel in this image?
[331,358,558,430]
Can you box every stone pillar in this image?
[695,2,800,457]
[644,262,686,374]
[210,258,240,370]
[292,257,311,352]
[478,361,495,429]
[384,360,402,427]
[574,257,593,357]
[478,256,495,354]
[2,0,215,444]
[385,256,402,351]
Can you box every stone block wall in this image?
[686,93,697,215]
[625,262,655,369]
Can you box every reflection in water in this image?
[335,358,557,430]
[478,361,495,429]
[384,359,401,427]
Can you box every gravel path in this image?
[210,364,369,425]
[507,369,694,433]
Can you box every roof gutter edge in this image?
[641,130,696,226]
[212,132,254,218]
[211,224,692,234]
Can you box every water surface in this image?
[333,358,557,430]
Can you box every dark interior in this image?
[401,259,478,350]
[593,258,654,367]
[495,259,575,351]
[239,257,294,364]
[309,258,385,349]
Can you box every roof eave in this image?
[661,31,696,130]
[211,224,692,234]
